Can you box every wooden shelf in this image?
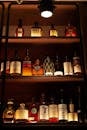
[2,75,84,83]
[1,122,87,129]
[1,37,80,45]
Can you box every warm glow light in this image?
[41,10,53,18]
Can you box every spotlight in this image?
[38,0,55,18]
[16,0,23,5]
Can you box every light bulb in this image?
[16,0,23,4]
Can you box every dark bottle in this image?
[48,96,58,123]
[73,52,82,75]
[58,89,68,123]
[54,55,63,76]
[29,97,38,123]
[38,93,49,122]
[10,49,22,76]
[77,87,83,123]
[15,19,24,37]
[2,98,15,123]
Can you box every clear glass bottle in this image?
[63,56,73,75]
[15,19,24,37]
[49,24,58,37]
[38,93,49,122]
[14,103,28,123]
[3,98,15,123]
[10,49,22,76]
[30,22,42,37]
[29,97,38,123]
[22,48,32,76]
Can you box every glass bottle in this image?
[49,24,58,37]
[22,48,32,76]
[67,98,75,122]
[43,56,55,76]
[58,89,68,123]
[15,19,24,37]
[29,97,38,123]
[10,49,21,76]
[48,96,58,123]
[38,93,49,122]
[14,103,28,123]
[30,22,42,37]
[65,23,77,37]
[3,98,15,123]
[77,87,83,123]
[63,56,73,75]
[32,58,44,76]
[73,52,82,75]
[54,55,63,76]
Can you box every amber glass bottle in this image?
[22,48,32,76]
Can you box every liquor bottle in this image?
[73,51,82,75]
[2,98,15,123]
[58,89,68,123]
[29,97,38,123]
[54,55,63,76]
[32,58,44,76]
[43,56,55,76]
[63,56,73,75]
[38,93,49,122]
[48,96,58,123]
[65,23,77,37]
[30,22,42,37]
[67,98,75,122]
[10,49,22,76]
[22,48,32,76]
[14,103,28,123]
[0,60,10,76]
[15,19,24,37]
[77,87,83,123]
[49,24,58,37]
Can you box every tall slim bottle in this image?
[15,19,24,37]
[22,48,32,76]
[38,93,49,122]
[58,89,68,123]
[10,49,21,76]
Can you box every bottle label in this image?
[31,28,42,37]
[10,61,21,74]
[74,65,81,73]
[15,109,28,120]
[63,62,73,75]
[49,104,58,118]
[17,28,23,37]
[23,61,31,68]
[58,104,67,120]
[39,105,49,120]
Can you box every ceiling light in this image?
[38,0,55,18]
[16,0,23,4]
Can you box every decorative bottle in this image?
[15,19,24,37]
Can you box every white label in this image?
[74,65,81,73]
[58,104,68,120]
[10,61,21,74]
[15,109,28,120]
[39,105,49,120]
[49,104,58,118]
